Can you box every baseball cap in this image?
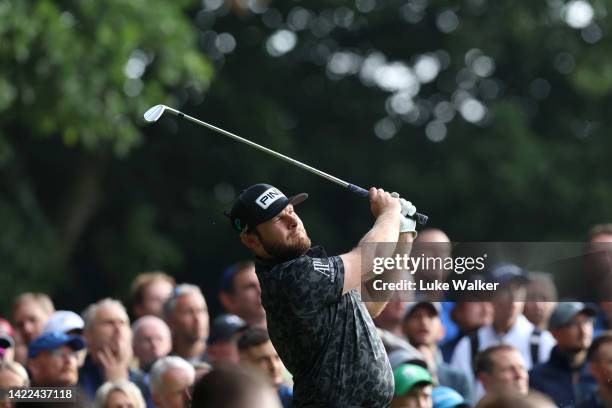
[226,183,308,232]
[208,314,248,345]
[393,363,433,397]
[43,310,85,334]
[548,301,596,330]
[405,301,441,319]
[485,262,529,286]
[388,348,428,370]
[28,331,86,359]
[432,386,468,408]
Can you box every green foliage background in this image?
[1,0,611,314]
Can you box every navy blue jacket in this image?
[529,346,596,407]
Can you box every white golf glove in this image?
[390,193,417,234]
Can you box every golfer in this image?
[227,183,417,407]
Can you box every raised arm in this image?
[340,188,401,295]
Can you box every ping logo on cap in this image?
[255,187,285,209]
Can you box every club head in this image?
[143,105,168,123]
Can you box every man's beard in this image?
[260,233,311,262]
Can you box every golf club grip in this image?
[347,184,429,226]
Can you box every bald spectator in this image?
[238,326,292,408]
[218,262,266,327]
[413,228,452,301]
[132,316,172,373]
[578,331,612,407]
[27,332,84,386]
[79,299,141,400]
[191,364,282,408]
[149,356,195,408]
[164,284,209,364]
[523,272,557,331]
[475,345,529,399]
[529,302,596,406]
[130,272,176,319]
[11,293,54,364]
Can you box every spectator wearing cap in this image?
[523,273,557,331]
[440,302,492,363]
[130,272,176,319]
[44,310,85,335]
[576,331,612,408]
[79,299,144,401]
[392,363,434,408]
[474,344,528,399]
[149,356,195,408]
[402,302,474,403]
[132,316,172,373]
[432,386,470,408]
[450,262,555,392]
[11,293,54,364]
[238,326,292,408]
[27,331,84,386]
[163,284,209,364]
[529,301,596,406]
[207,314,247,365]
[218,261,266,327]
[43,310,87,368]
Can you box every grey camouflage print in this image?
[256,246,394,408]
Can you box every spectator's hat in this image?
[43,310,85,334]
[549,301,596,330]
[208,314,248,345]
[432,386,469,408]
[388,348,428,370]
[404,301,441,319]
[393,363,433,397]
[485,262,529,286]
[226,184,307,232]
[28,332,85,358]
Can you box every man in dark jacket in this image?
[529,302,597,407]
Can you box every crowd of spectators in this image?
[0,224,611,407]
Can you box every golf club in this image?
[144,104,428,225]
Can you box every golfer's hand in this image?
[369,188,400,218]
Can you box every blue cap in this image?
[432,386,468,408]
[485,262,529,286]
[28,331,86,358]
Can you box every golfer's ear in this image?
[240,231,260,251]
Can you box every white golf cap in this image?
[44,310,85,334]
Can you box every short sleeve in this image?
[279,255,345,315]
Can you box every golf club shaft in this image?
[168,108,428,225]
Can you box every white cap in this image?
[43,310,84,334]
